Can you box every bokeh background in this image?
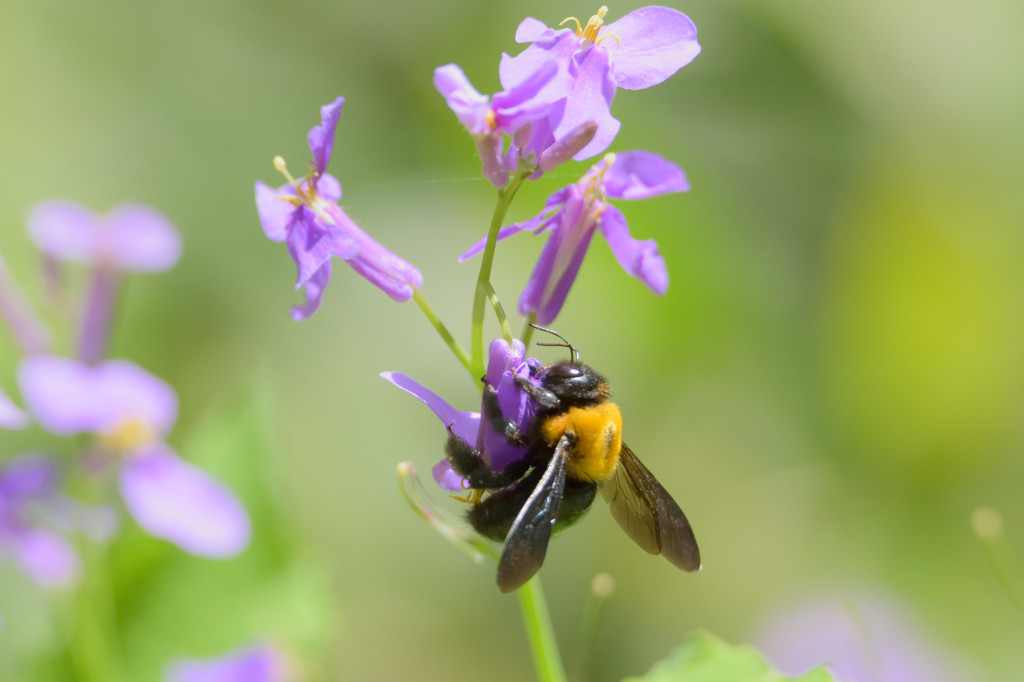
[2,0,1023,680]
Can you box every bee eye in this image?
[546,364,583,379]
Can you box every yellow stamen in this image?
[559,16,583,33]
[99,418,154,453]
[582,152,616,207]
[271,155,335,224]
[561,7,610,43]
[597,32,621,47]
[450,487,486,505]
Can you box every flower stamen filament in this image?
[272,155,337,225]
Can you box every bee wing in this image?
[496,436,569,593]
[600,443,701,572]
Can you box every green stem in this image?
[520,313,538,350]
[60,541,121,682]
[412,288,474,380]
[481,280,514,345]
[471,173,528,377]
[517,576,568,682]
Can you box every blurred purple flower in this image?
[255,96,422,320]
[461,150,688,324]
[165,643,290,682]
[499,6,701,160]
[28,201,181,272]
[434,62,597,187]
[0,456,115,588]
[382,338,541,491]
[27,201,180,363]
[752,593,977,682]
[0,385,29,430]
[18,356,250,558]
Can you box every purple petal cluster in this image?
[255,97,423,320]
[18,356,251,558]
[461,150,688,324]
[382,338,541,490]
[28,201,182,272]
[165,643,289,682]
[435,6,700,186]
[0,456,115,588]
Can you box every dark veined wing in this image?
[496,436,569,593]
[600,443,701,571]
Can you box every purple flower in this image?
[752,593,977,682]
[0,385,29,430]
[461,150,688,324]
[26,201,181,363]
[28,201,181,272]
[165,643,290,682]
[434,63,598,187]
[18,356,251,558]
[255,97,422,320]
[382,338,541,491]
[0,456,115,588]
[499,6,701,160]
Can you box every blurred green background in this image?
[2,0,1023,680]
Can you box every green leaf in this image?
[621,631,835,682]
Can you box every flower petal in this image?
[12,528,81,588]
[598,204,667,294]
[325,202,422,302]
[94,360,178,436]
[285,208,344,288]
[317,172,343,201]
[559,47,621,160]
[499,28,576,93]
[379,372,479,445]
[290,260,331,321]
[601,7,701,90]
[514,17,552,43]
[308,96,344,178]
[482,339,535,472]
[0,455,59,499]
[104,203,182,272]
[600,150,690,200]
[27,201,101,264]
[458,224,529,263]
[381,371,481,491]
[254,182,295,242]
[434,64,491,136]
[120,445,250,558]
[519,195,595,325]
[166,643,286,682]
[19,356,103,435]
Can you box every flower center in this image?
[582,153,616,210]
[271,156,335,223]
[561,6,619,46]
[99,417,154,453]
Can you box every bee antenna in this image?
[529,323,580,362]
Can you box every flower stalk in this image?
[517,576,569,682]
[471,172,527,377]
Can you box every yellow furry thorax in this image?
[540,402,623,483]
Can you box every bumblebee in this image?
[446,328,701,592]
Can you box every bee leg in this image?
[482,382,530,446]
[445,426,529,489]
[513,375,561,410]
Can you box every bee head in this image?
[540,360,610,405]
